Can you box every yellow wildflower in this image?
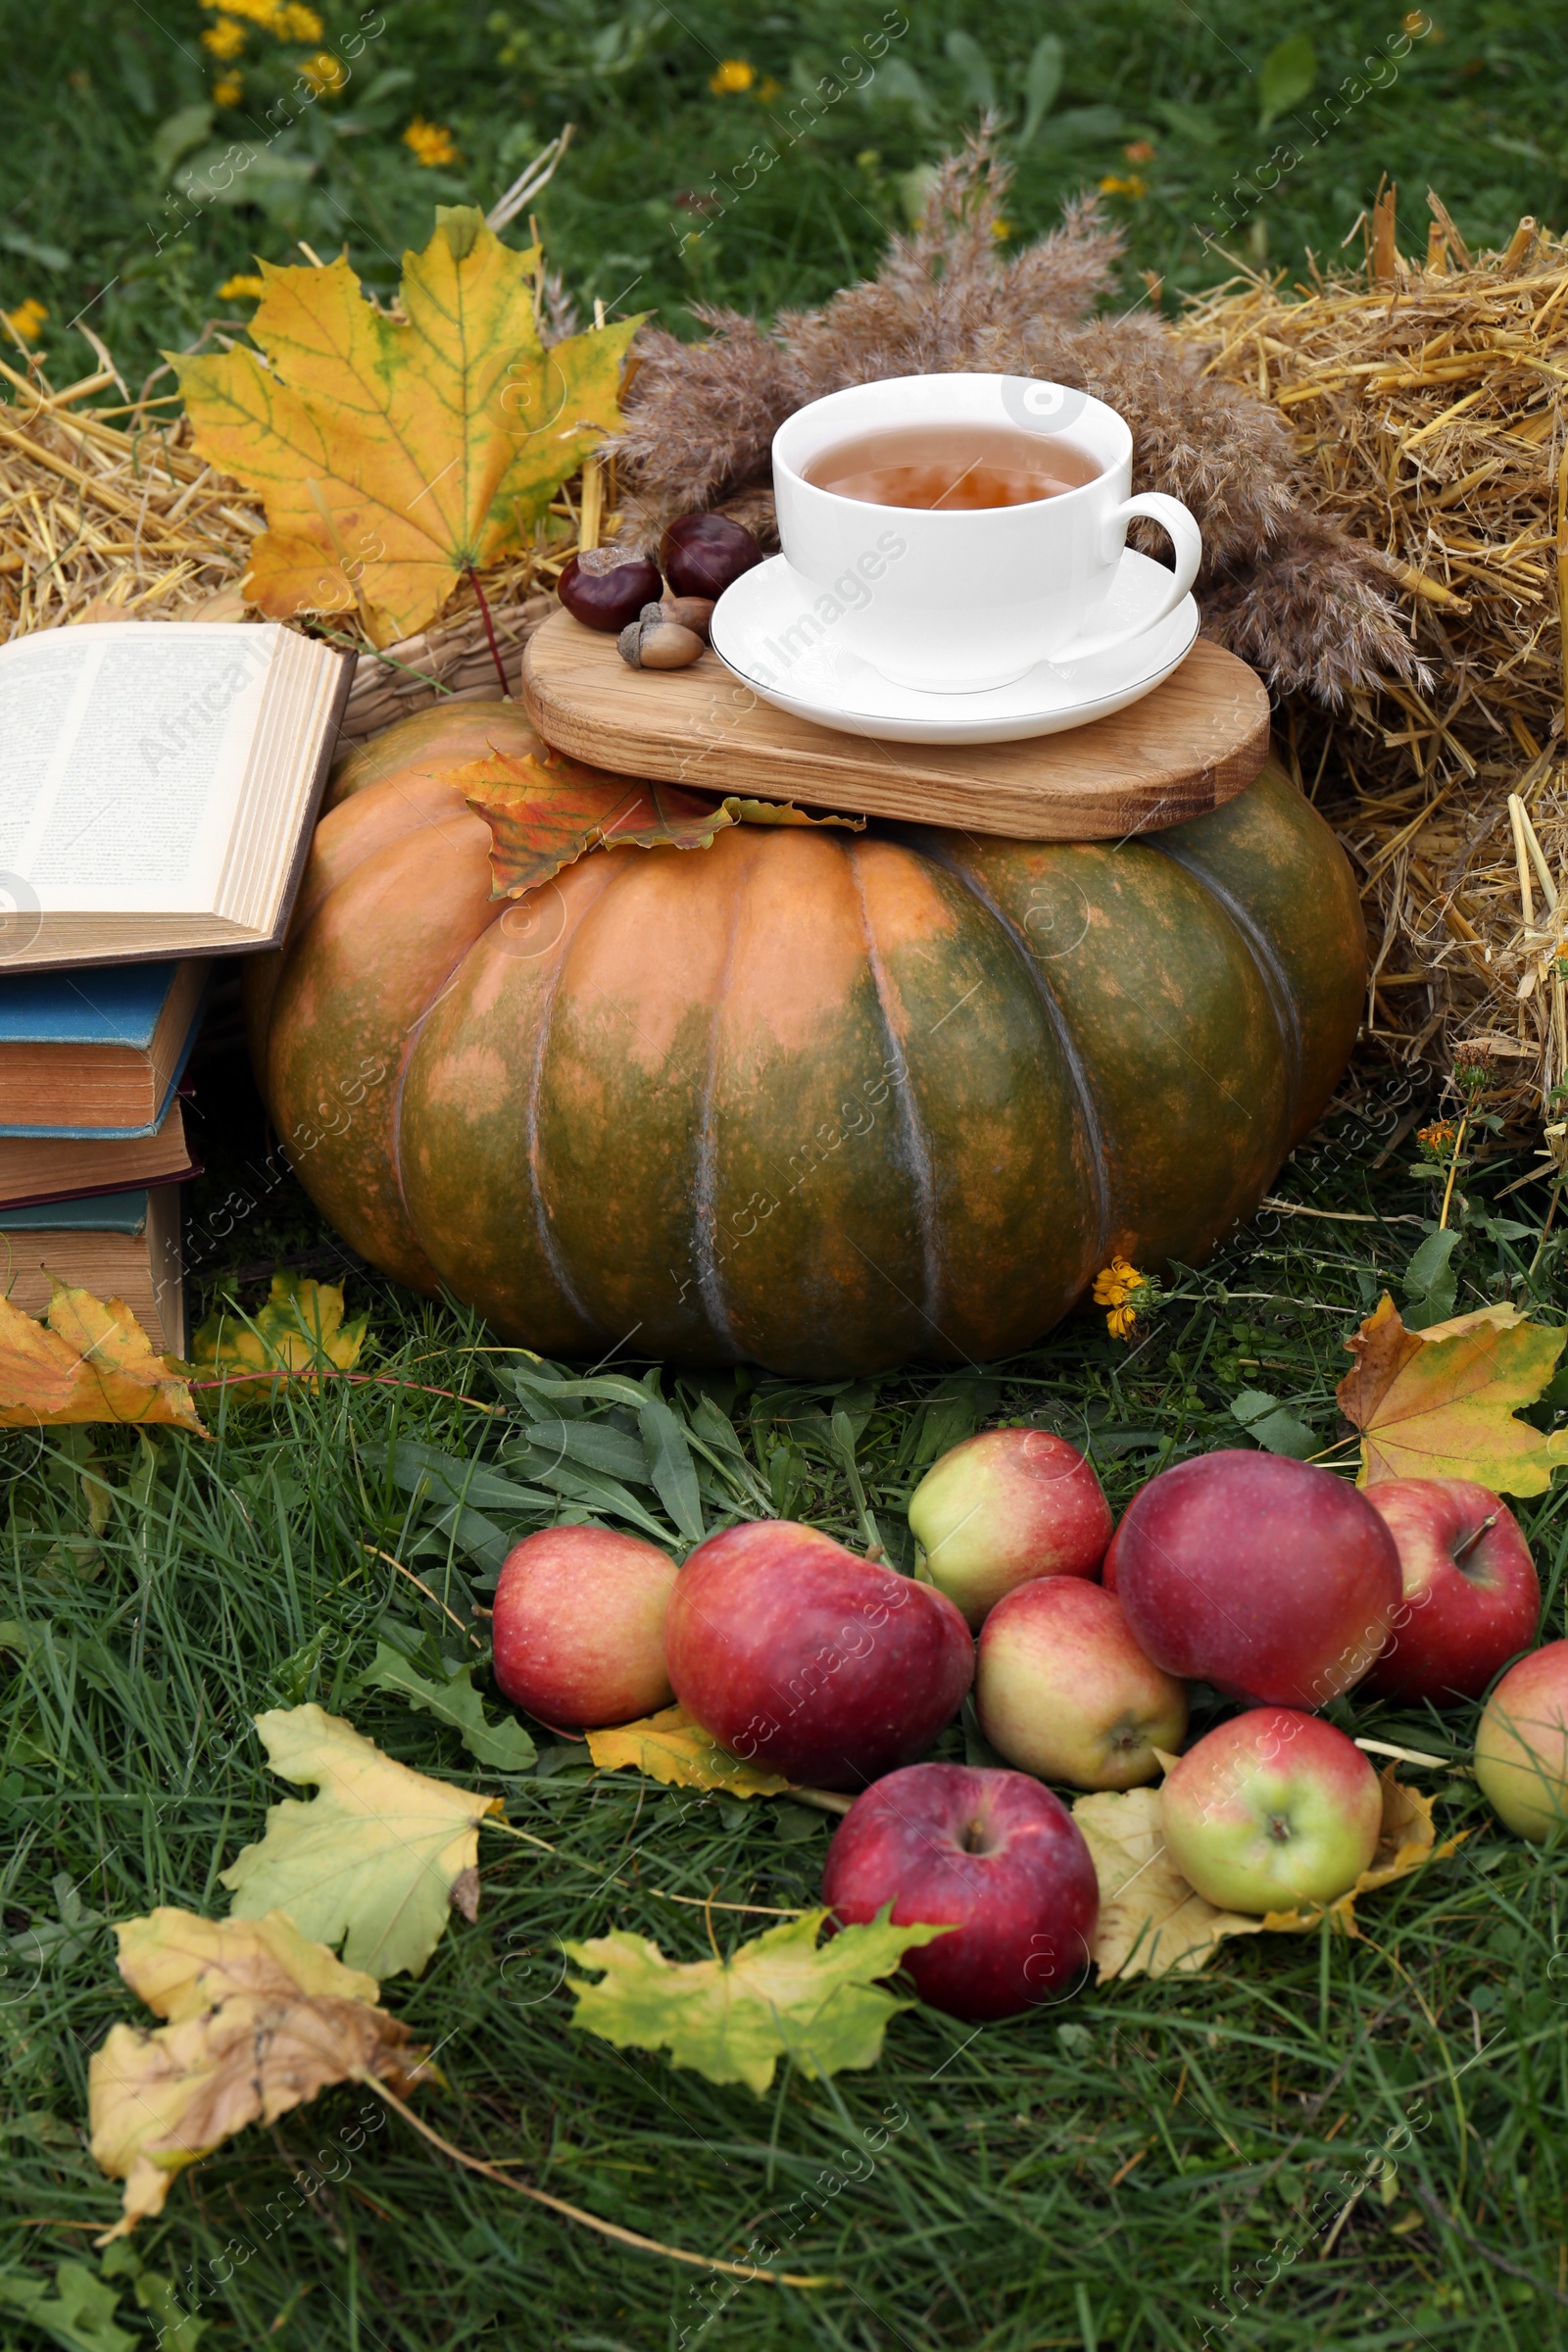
[1417,1120,1456,1152]
[710,58,756,93]
[299,49,347,93]
[202,16,247,58]
[990,217,1010,241]
[214,71,244,107]
[3,298,47,342]
[403,117,460,168]
[204,0,322,39]
[1104,1303,1140,1341]
[1092,1256,1147,1309]
[1099,173,1147,199]
[218,272,267,301]
[757,74,781,100]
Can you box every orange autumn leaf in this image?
[173,209,640,648]
[1337,1293,1568,1494]
[461,748,864,899]
[0,1284,204,1432]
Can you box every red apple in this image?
[1160,1708,1383,1913]
[1359,1478,1539,1703]
[1115,1450,1401,1708]
[1101,1516,1126,1592]
[1475,1641,1568,1841]
[821,1763,1100,2020]
[491,1526,678,1728]
[907,1428,1112,1628]
[976,1578,1188,1789]
[663,1521,972,1791]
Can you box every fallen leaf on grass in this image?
[360,1640,537,1774]
[0,1284,204,1432]
[463,748,862,900]
[564,1908,949,2093]
[191,1273,367,1400]
[0,2259,138,2351]
[1073,1769,1461,1982]
[174,211,639,646]
[1072,1788,1263,1981]
[220,1705,501,1978]
[1337,1293,1568,1494]
[586,1703,792,1797]
[88,1908,434,2240]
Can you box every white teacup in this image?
[770,373,1202,695]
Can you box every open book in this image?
[0,622,353,970]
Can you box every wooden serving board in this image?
[521,611,1271,841]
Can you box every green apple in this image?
[908,1428,1112,1630]
[1475,1641,1568,1841]
[975,1576,1187,1789]
[1159,1708,1382,1914]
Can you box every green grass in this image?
[5,3,1568,390]
[4,1057,1568,2352]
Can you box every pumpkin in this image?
[245,705,1365,1376]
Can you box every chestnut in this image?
[660,513,762,601]
[559,548,663,633]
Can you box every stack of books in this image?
[0,618,355,1357]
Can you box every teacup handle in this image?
[1062,492,1202,661]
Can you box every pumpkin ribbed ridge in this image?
[248,712,1367,1376]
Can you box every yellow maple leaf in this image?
[89,1907,434,2239]
[1337,1292,1568,1494]
[190,1273,366,1400]
[0,1284,204,1433]
[173,209,640,647]
[220,1704,502,1977]
[1073,1768,1462,1982]
[587,1703,793,1798]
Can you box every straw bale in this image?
[1175,206,1568,1126]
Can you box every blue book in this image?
[0,961,208,1138]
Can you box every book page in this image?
[2,624,278,913]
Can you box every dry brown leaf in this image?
[1073,1767,1462,1981]
[1072,1788,1265,1981]
[1337,1293,1568,1494]
[586,1704,793,1798]
[174,210,638,647]
[88,1908,434,2240]
[0,1284,204,1432]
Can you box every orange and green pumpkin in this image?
[244,704,1365,1376]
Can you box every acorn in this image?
[617,603,706,669]
[660,594,716,641]
[559,547,662,632]
[661,513,762,601]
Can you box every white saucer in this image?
[709,550,1200,746]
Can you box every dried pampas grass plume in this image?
[612,123,1421,705]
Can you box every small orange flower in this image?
[404,117,460,168]
[299,49,347,93]
[710,58,756,93]
[2,298,47,342]
[1417,1120,1457,1152]
[1093,1256,1148,1308]
[202,15,247,58]
[1123,139,1155,163]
